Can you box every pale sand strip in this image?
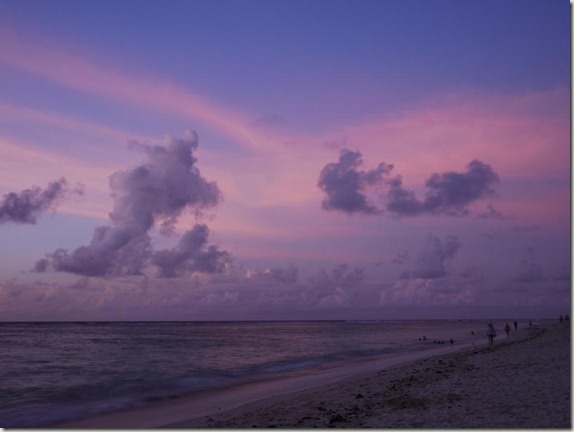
[52,338,475,429]
[50,323,570,429]
[168,323,570,429]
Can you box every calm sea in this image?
[1,319,500,427]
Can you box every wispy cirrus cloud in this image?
[0,29,280,155]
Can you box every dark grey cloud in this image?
[317,149,393,215]
[401,234,461,279]
[36,130,229,277]
[318,151,500,217]
[0,178,82,224]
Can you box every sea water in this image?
[0,319,501,427]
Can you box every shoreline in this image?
[189,323,570,429]
[51,322,570,429]
[51,335,479,429]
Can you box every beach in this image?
[53,322,570,429]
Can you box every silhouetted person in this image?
[487,323,497,346]
[529,321,532,327]
[505,323,510,337]
[560,315,564,323]
[514,321,518,330]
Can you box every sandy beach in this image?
[53,321,570,429]
[165,322,570,429]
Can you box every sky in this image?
[0,0,570,321]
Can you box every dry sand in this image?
[53,322,570,429]
[168,323,570,429]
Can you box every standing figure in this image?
[514,321,518,330]
[487,323,497,346]
[505,323,510,337]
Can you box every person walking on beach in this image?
[487,323,497,346]
[514,320,518,330]
[504,323,510,337]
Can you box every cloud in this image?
[309,263,365,287]
[36,130,229,277]
[152,224,231,278]
[386,160,500,216]
[401,234,461,279]
[478,204,513,220]
[318,150,500,217]
[380,277,475,306]
[0,178,83,224]
[317,149,393,214]
[0,29,283,155]
[390,250,409,265]
[459,266,485,280]
[246,264,298,283]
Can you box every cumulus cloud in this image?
[386,160,500,216]
[36,130,229,277]
[152,224,230,278]
[309,263,365,287]
[246,264,298,283]
[401,234,461,279]
[0,178,83,224]
[380,277,475,306]
[318,150,500,217]
[317,149,393,214]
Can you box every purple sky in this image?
[0,0,570,321]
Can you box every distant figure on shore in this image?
[487,323,497,346]
[504,323,510,337]
[471,330,475,336]
[514,321,518,330]
[529,321,532,327]
[560,315,564,323]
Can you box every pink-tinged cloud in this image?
[317,88,569,185]
[0,103,153,145]
[0,29,282,155]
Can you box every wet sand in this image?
[53,322,570,429]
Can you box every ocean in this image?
[0,319,505,427]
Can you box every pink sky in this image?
[0,1,569,320]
